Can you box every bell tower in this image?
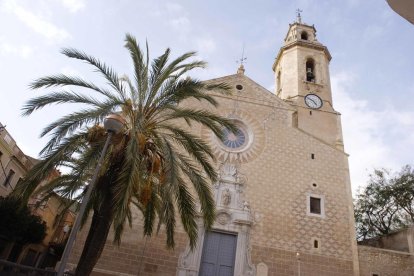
[272,16,344,149]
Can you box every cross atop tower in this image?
[236,44,247,74]
[296,9,303,23]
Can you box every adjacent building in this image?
[387,0,414,24]
[0,123,76,270]
[0,122,37,197]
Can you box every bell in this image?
[307,69,315,81]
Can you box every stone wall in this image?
[252,245,354,276]
[68,222,188,276]
[358,245,414,276]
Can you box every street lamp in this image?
[57,114,125,276]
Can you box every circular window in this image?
[202,110,263,163]
[222,127,246,149]
[217,121,251,152]
[236,84,243,91]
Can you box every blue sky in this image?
[0,0,413,194]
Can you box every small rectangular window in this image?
[311,153,315,159]
[307,194,325,218]
[3,169,15,187]
[310,197,321,214]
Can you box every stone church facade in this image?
[68,20,413,276]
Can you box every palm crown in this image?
[14,34,235,275]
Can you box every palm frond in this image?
[174,174,198,249]
[22,91,117,116]
[39,107,117,155]
[12,131,89,202]
[160,107,237,139]
[124,34,148,110]
[29,74,119,100]
[177,154,215,228]
[61,48,127,101]
[158,125,217,181]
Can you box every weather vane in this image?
[296,9,303,23]
[236,44,247,66]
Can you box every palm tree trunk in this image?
[74,189,113,276]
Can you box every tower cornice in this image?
[272,41,332,71]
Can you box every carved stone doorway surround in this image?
[177,162,255,276]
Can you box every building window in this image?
[292,111,298,128]
[222,127,246,149]
[276,71,281,93]
[307,194,325,218]
[306,59,315,82]
[218,120,251,153]
[301,31,308,40]
[313,239,319,248]
[3,169,15,187]
[310,197,321,214]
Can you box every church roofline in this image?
[201,73,296,112]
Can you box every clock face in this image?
[304,94,323,109]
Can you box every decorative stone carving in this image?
[243,200,250,212]
[177,159,255,276]
[200,108,265,163]
[257,262,268,276]
[221,163,238,182]
[216,211,231,225]
[221,188,231,206]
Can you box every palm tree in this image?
[13,34,235,275]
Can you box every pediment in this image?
[203,73,293,111]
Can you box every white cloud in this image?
[61,0,85,13]
[61,66,80,76]
[149,2,191,37]
[165,2,183,13]
[170,16,191,34]
[150,2,183,18]
[2,0,71,42]
[332,72,414,194]
[0,41,32,58]
[195,37,217,54]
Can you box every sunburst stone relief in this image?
[201,109,265,163]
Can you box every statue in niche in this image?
[222,188,231,206]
